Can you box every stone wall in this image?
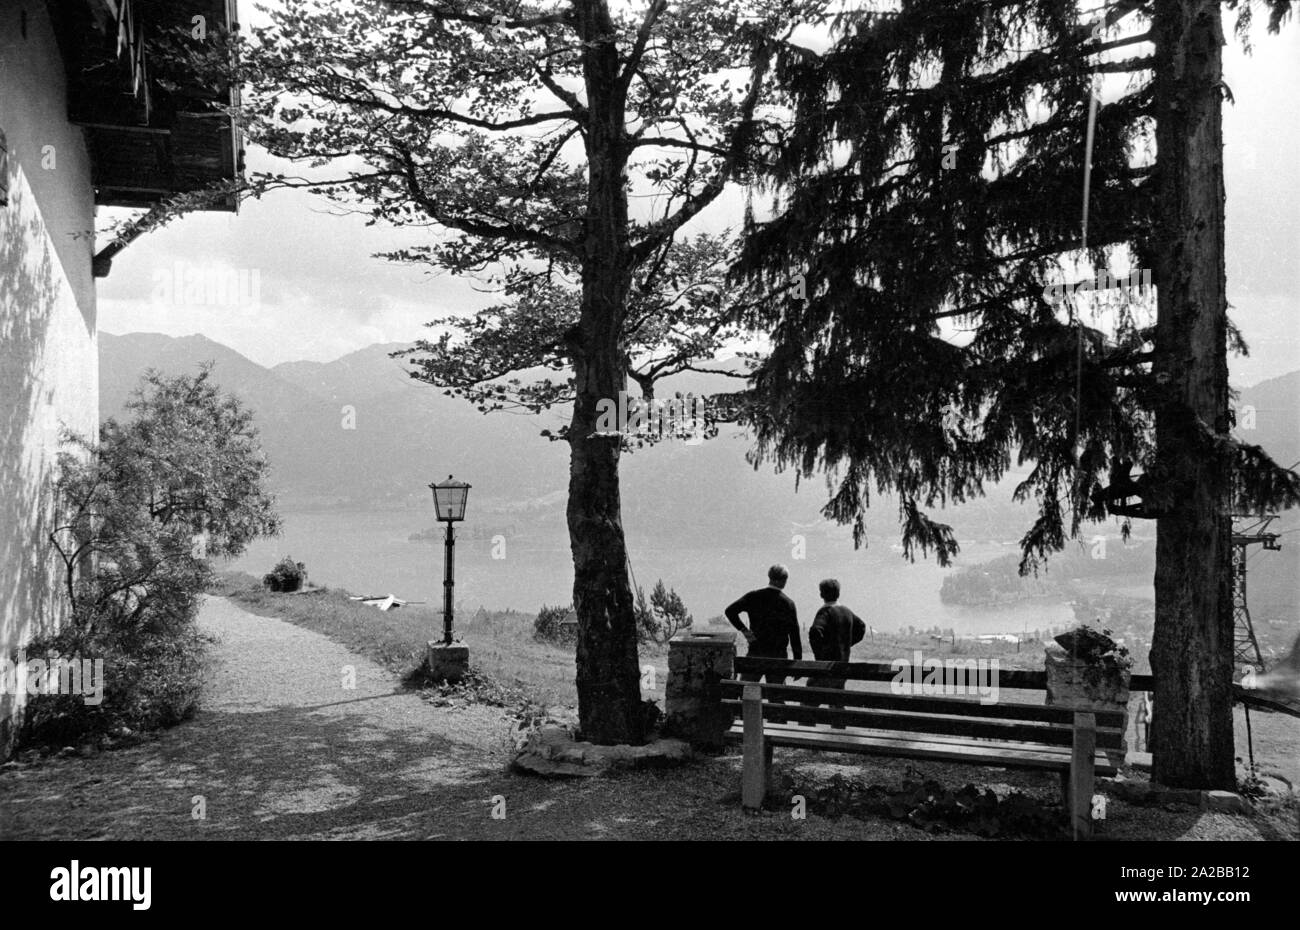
[0,3,98,758]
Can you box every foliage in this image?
[19,614,210,749]
[533,603,578,645]
[1055,625,1131,667]
[635,580,694,644]
[204,0,819,744]
[804,775,1068,839]
[735,0,1299,573]
[50,367,280,629]
[25,370,278,748]
[396,232,753,443]
[263,557,308,593]
[416,664,547,717]
[634,585,656,643]
[1235,759,1271,801]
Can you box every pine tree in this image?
[735,0,1296,786]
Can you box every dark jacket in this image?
[725,586,801,660]
[808,603,866,662]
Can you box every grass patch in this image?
[209,571,671,712]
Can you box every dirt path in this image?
[0,597,899,840]
[1,596,1291,841]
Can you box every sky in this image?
[98,3,1300,387]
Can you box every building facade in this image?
[0,0,239,757]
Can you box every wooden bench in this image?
[721,657,1129,839]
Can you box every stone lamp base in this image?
[427,642,469,684]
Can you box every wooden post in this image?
[742,683,767,811]
[1070,712,1097,840]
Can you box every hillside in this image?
[99,333,1300,586]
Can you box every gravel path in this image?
[1,596,1291,840]
[0,597,910,840]
[0,596,520,840]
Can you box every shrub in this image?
[634,585,656,643]
[534,603,577,645]
[634,580,694,645]
[20,369,278,752]
[264,556,307,592]
[18,600,210,748]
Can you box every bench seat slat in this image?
[719,698,1124,750]
[725,722,1119,776]
[719,680,1125,729]
[733,720,1118,758]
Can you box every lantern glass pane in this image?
[431,480,470,521]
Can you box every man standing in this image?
[725,564,801,722]
[806,579,866,728]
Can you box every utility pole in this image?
[1230,515,1281,673]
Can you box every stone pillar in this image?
[666,631,736,752]
[1044,627,1132,754]
[427,641,469,684]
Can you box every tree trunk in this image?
[1149,0,1235,789]
[565,0,645,745]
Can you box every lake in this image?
[228,509,1084,637]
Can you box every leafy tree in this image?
[28,370,279,746]
[397,231,750,442]
[227,0,805,743]
[51,368,280,633]
[735,0,1296,786]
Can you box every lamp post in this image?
[428,475,471,680]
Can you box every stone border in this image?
[1103,777,1253,814]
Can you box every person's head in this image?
[818,578,840,602]
[767,564,788,589]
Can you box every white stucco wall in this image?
[0,2,98,756]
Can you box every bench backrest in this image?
[723,663,1126,751]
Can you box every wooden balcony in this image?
[49,0,243,210]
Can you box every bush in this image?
[533,603,577,645]
[20,369,278,752]
[264,556,308,592]
[18,601,209,749]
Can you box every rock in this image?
[1200,790,1251,815]
[1105,779,1215,808]
[511,726,694,779]
[1107,779,1152,804]
[512,754,598,779]
[1149,784,1202,807]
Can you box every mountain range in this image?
[99,332,1300,557]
